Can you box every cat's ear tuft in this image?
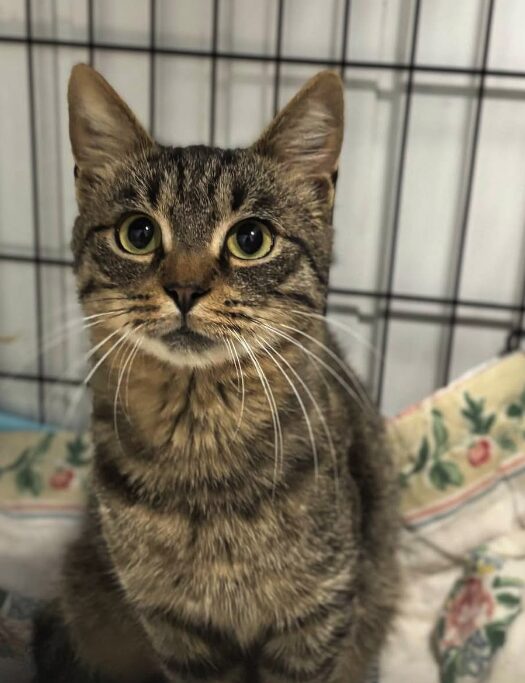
[253,70,344,177]
[68,64,153,173]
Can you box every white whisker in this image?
[83,326,133,387]
[86,326,124,362]
[261,341,319,484]
[291,309,381,359]
[64,325,133,426]
[262,337,340,504]
[15,310,126,378]
[113,324,146,449]
[224,337,246,439]
[279,322,373,411]
[255,320,369,413]
[232,331,283,492]
[224,337,241,392]
[232,341,246,438]
[124,333,144,418]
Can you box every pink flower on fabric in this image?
[49,468,75,490]
[468,438,491,467]
[442,577,494,648]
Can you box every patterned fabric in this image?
[1,352,525,682]
[390,353,525,529]
[382,352,525,683]
[0,431,91,510]
[433,547,523,683]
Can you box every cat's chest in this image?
[100,492,323,643]
[128,368,261,456]
[96,359,348,637]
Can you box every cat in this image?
[32,64,400,683]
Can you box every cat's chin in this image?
[137,331,230,369]
[160,327,215,351]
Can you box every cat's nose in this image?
[163,284,209,315]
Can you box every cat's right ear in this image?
[253,70,344,180]
[68,64,153,175]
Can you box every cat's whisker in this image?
[277,328,370,413]
[38,318,114,397]
[252,320,369,414]
[232,331,283,492]
[124,333,145,419]
[45,307,128,333]
[82,295,129,305]
[279,322,374,412]
[219,308,371,412]
[224,337,246,439]
[249,342,284,476]
[262,336,340,506]
[41,304,124,356]
[289,309,382,360]
[260,339,319,485]
[114,325,146,450]
[231,341,246,439]
[86,326,126,362]
[13,313,132,426]
[83,326,132,387]
[63,325,133,426]
[36,308,132,381]
[16,310,125,376]
[224,337,241,393]
[113,335,136,418]
[108,327,133,389]
[40,297,86,323]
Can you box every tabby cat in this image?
[32,64,400,683]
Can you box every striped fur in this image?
[32,66,400,683]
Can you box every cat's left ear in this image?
[68,64,153,174]
[253,70,344,179]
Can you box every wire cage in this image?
[0,0,524,427]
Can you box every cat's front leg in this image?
[32,599,167,683]
[140,611,247,683]
[258,609,368,683]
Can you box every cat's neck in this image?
[91,344,293,460]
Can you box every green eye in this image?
[117,214,161,255]
[226,220,274,260]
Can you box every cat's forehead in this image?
[117,144,276,247]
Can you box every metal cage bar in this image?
[25,0,46,422]
[3,32,525,80]
[273,0,285,116]
[209,0,220,146]
[440,0,496,385]
[375,0,422,405]
[1,0,524,420]
[339,0,352,79]
[149,0,157,136]
[87,0,94,67]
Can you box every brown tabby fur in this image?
[32,65,400,683]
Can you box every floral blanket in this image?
[1,353,525,683]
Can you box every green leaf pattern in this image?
[401,409,464,490]
[0,432,91,496]
[462,393,496,434]
[400,387,525,491]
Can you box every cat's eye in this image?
[117,214,161,255]
[226,220,274,260]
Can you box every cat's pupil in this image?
[237,223,263,255]
[128,217,154,249]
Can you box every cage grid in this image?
[0,0,524,424]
